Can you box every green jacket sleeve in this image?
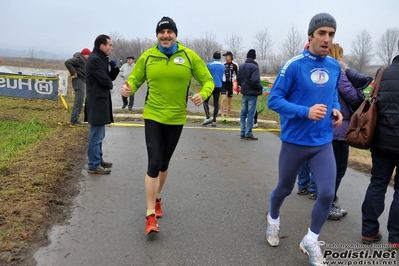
[127,52,147,95]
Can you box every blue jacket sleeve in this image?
[267,66,309,119]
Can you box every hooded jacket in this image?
[237,59,263,96]
[372,55,399,153]
[64,52,87,81]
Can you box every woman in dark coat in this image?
[328,43,372,219]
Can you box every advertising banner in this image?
[0,66,68,96]
[0,73,59,101]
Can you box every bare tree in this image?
[224,33,243,61]
[280,25,305,59]
[253,28,273,60]
[253,28,273,73]
[267,53,286,74]
[112,36,155,61]
[182,32,222,62]
[376,28,399,65]
[349,29,373,73]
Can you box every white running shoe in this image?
[265,213,279,246]
[253,123,259,128]
[299,237,326,266]
[201,117,213,125]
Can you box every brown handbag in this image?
[345,66,387,149]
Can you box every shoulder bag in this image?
[345,66,387,149]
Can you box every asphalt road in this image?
[33,77,396,266]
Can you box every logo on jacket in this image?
[174,57,185,64]
[310,68,329,85]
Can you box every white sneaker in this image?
[299,237,326,266]
[253,123,259,128]
[265,213,279,246]
[201,117,213,125]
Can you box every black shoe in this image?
[245,135,258,140]
[128,107,132,111]
[240,135,245,139]
[122,103,127,109]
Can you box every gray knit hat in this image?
[308,13,337,35]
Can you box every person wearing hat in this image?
[237,49,263,140]
[220,51,238,121]
[64,47,91,127]
[119,56,135,111]
[265,13,343,265]
[201,51,225,127]
[121,16,214,235]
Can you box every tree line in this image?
[109,27,399,77]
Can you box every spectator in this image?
[361,43,399,252]
[64,48,91,127]
[297,160,317,200]
[237,49,263,140]
[84,34,120,174]
[328,43,372,221]
[119,56,135,111]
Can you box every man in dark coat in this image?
[237,49,263,140]
[84,34,119,174]
[361,45,399,250]
[65,48,91,127]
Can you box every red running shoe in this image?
[155,198,163,218]
[145,214,159,234]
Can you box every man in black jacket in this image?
[361,44,399,251]
[237,49,263,140]
[84,34,119,174]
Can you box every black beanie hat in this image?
[156,16,178,36]
[247,49,256,59]
[308,13,337,35]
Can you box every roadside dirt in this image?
[0,128,89,266]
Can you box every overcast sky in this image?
[2,0,398,58]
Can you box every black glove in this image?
[109,60,117,68]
